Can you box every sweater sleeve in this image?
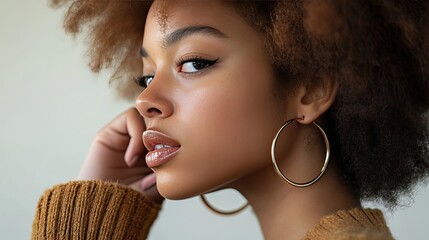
[31,180,161,240]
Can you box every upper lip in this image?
[143,130,181,151]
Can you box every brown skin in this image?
[78,0,360,239]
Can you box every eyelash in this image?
[135,56,219,88]
[176,56,219,75]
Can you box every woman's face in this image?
[137,0,292,199]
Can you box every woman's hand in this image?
[78,108,164,204]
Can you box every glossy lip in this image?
[143,130,181,168]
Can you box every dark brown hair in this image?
[51,0,429,207]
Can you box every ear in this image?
[293,76,338,124]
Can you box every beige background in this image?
[0,1,428,239]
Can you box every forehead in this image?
[151,0,233,26]
[143,0,245,40]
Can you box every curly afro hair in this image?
[50,0,429,207]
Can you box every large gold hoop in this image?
[200,194,249,216]
[271,119,330,188]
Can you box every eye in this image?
[179,58,219,74]
[135,75,154,88]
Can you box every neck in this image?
[232,162,360,240]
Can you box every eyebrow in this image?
[140,25,228,58]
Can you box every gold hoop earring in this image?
[200,194,249,216]
[271,118,330,188]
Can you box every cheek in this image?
[156,70,281,199]
[180,68,277,155]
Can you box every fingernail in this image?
[141,173,157,191]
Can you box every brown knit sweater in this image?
[32,181,394,239]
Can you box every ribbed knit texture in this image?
[32,181,393,239]
[305,208,394,239]
[32,181,160,240]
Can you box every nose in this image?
[135,78,174,120]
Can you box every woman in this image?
[33,0,429,239]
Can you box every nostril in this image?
[147,107,162,115]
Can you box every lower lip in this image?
[145,147,180,168]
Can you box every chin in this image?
[157,183,207,201]
[157,188,191,200]
[154,170,201,200]
[154,169,226,200]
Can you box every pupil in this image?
[193,61,207,70]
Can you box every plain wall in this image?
[0,1,428,239]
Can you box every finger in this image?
[128,173,164,204]
[94,112,131,152]
[124,108,147,166]
[107,108,134,135]
[143,183,164,204]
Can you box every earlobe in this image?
[295,77,339,124]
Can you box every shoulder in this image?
[305,208,394,240]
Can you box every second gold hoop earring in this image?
[271,119,330,188]
[200,194,249,216]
